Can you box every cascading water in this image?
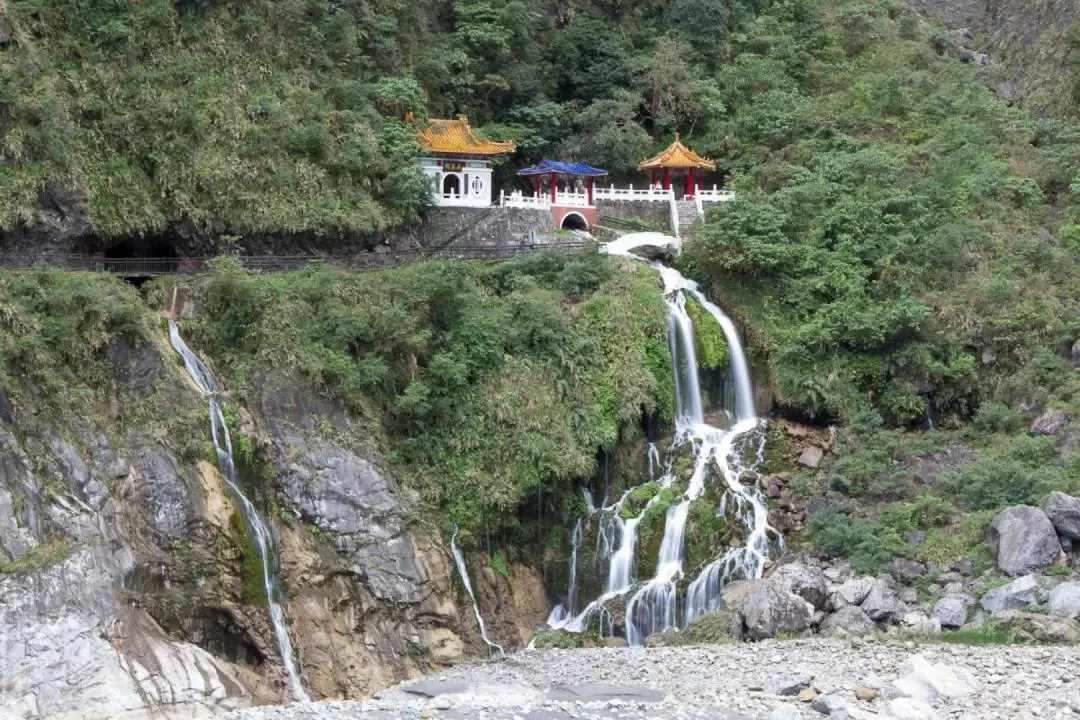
[550,232,783,644]
[167,320,308,702]
[450,525,505,655]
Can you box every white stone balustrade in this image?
[593,185,672,202]
[696,186,736,202]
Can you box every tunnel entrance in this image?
[560,212,589,231]
[103,238,181,283]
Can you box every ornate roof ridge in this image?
[638,133,715,170]
[416,115,516,156]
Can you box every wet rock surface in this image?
[222,639,1080,720]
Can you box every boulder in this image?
[888,654,980,703]
[989,506,1065,576]
[740,585,815,640]
[890,558,927,582]
[797,446,824,468]
[996,611,1080,644]
[820,606,876,635]
[771,562,830,610]
[1030,408,1069,436]
[1042,491,1080,541]
[721,579,762,612]
[836,577,874,606]
[932,595,974,628]
[1047,581,1080,619]
[979,574,1040,615]
[0,13,12,46]
[860,578,908,623]
[900,612,941,634]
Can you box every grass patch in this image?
[0,539,72,574]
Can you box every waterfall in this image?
[450,525,505,655]
[548,232,782,644]
[167,321,308,702]
[545,518,583,625]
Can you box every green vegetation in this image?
[684,295,729,371]
[935,621,1020,646]
[0,538,72,574]
[532,630,585,649]
[0,271,149,399]
[187,249,670,535]
[679,1,1080,429]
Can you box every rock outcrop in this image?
[1042,491,1080,541]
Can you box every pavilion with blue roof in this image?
[516,159,608,206]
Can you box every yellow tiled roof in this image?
[639,134,715,170]
[417,115,516,156]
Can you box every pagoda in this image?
[639,134,715,199]
[416,115,516,207]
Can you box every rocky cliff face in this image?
[0,324,548,717]
[908,0,1076,114]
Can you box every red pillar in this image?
[534,176,540,196]
[685,169,693,198]
[587,177,594,205]
[550,172,557,203]
[662,168,670,191]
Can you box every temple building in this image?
[512,159,608,229]
[416,115,516,207]
[639,134,715,199]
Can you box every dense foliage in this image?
[187,249,670,533]
[679,2,1080,427]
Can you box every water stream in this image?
[450,525,505,655]
[167,320,309,702]
[549,232,782,643]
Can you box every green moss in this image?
[532,630,585,649]
[490,550,510,580]
[684,295,729,372]
[683,498,731,573]
[0,539,72,574]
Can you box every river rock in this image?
[768,708,803,720]
[740,584,815,639]
[890,558,926,582]
[820,606,876,635]
[1042,491,1080,540]
[764,672,813,696]
[721,579,762,612]
[860,578,908,623]
[1047,581,1080,618]
[811,694,848,716]
[888,654,980,703]
[885,697,942,720]
[979,574,1040,615]
[1030,408,1069,436]
[932,595,974,628]
[771,562,830,610]
[989,506,1065,576]
[997,611,1080,643]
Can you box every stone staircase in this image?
[674,200,701,239]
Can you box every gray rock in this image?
[764,672,813,696]
[820,606,876,635]
[900,612,941,634]
[884,697,942,720]
[979,574,1040,615]
[720,579,763,612]
[889,654,980,702]
[768,708,804,720]
[401,679,472,697]
[811,694,848,716]
[902,531,926,547]
[932,595,974,628]
[891,558,927,582]
[836,577,874,606]
[49,437,107,511]
[546,684,664,702]
[989,506,1065,576]
[741,585,815,639]
[771,562,830,610]
[0,12,11,46]
[0,386,13,424]
[1030,408,1069,436]
[136,450,192,539]
[1042,491,1080,541]
[797,446,824,468]
[860,578,908,623]
[1047,581,1080,618]
[996,611,1080,643]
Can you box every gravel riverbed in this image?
[225,638,1080,720]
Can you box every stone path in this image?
[224,638,1080,720]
